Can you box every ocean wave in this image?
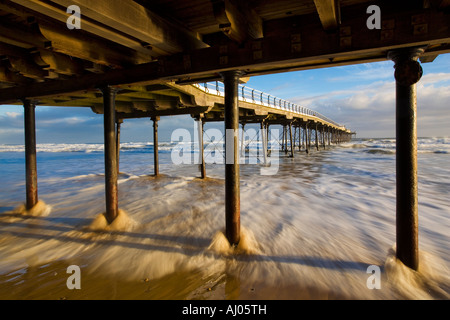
[1,136,449,300]
[0,142,172,153]
[1,137,449,155]
[365,149,396,155]
[417,150,449,155]
[0,143,104,153]
[340,143,368,149]
[362,137,450,155]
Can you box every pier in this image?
[1,0,450,272]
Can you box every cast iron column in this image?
[284,125,288,155]
[197,115,206,179]
[308,123,312,151]
[116,118,122,175]
[221,70,243,246]
[101,86,118,224]
[152,116,160,176]
[23,99,38,210]
[305,123,309,154]
[289,122,294,158]
[315,124,319,151]
[388,47,424,271]
[328,127,331,146]
[240,123,245,157]
[261,121,268,164]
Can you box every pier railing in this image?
[193,81,345,129]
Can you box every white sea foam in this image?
[208,227,261,256]
[10,200,52,217]
[385,247,450,299]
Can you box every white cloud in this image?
[420,72,450,85]
[5,112,21,118]
[0,128,23,134]
[39,116,90,126]
[328,62,394,82]
[291,72,450,138]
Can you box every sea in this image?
[0,136,449,300]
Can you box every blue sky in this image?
[0,53,449,144]
[246,53,450,139]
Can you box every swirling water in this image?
[0,137,449,299]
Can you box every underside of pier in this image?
[1,0,449,271]
[0,0,448,105]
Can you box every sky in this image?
[0,53,449,144]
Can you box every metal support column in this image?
[322,127,326,149]
[328,127,331,146]
[116,118,123,175]
[289,122,294,158]
[101,86,118,224]
[197,115,206,179]
[152,116,160,176]
[221,70,243,246]
[261,121,267,164]
[388,47,424,271]
[23,99,38,210]
[240,123,245,157]
[305,123,310,154]
[302,124,306,150]
[315,124,319,151]
[293,126,297,150]
[284,125,288,155]
[309,124,313,151]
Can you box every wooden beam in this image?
[121,84,197,105]
[0,66,32,85]
[0,43,30,58]
[133,99,179,110]
[49,0,209,53]
[313,0,340,31]
[0,1,154,69]
[119,89,195,106]
[440,0,450,7]
[7,56,54,80]
[425,0,450,8]
[32,49,85,76]
[212,0,263,43]
[0,23,48,49]
[1,6,449,104]
[37,21,152,68]
[10,0,163,57]
[419,54,439,63]
[82,61,109,74]
[420,43,450,60]
[116,106,211,119]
